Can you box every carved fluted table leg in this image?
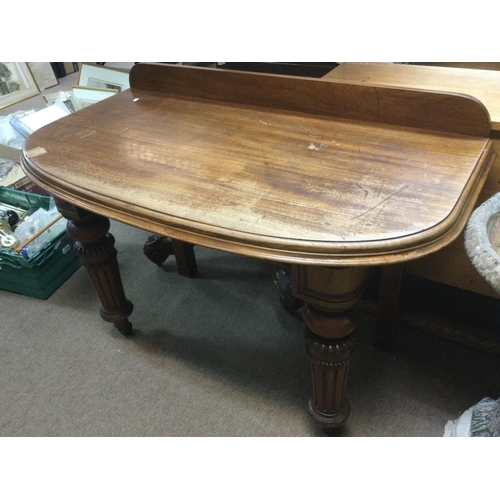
[54,198,134,336]
[292,265,370,429]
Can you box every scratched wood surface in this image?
[21,63,495,266]
[324,63,500,294]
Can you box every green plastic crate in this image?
[0,187,81,299]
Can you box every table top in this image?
[324,63,500,132]
[21,63,495,266]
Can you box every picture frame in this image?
[0,62,40,110]
[78,63,130,92]
[27,62,59,91]
[43,91,78,113]
[72,86,118,109]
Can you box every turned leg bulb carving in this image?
[55,199,134,336]
[292,265,370,430]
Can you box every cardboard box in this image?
[0,187,81,299]
[0,143,48,195]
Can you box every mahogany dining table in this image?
[21,63,495,431]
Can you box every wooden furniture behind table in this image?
[21,63,495,432]
[323,62,500,349]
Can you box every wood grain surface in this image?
[21,64,495,266]
[323,62,500,295]
[324,63,500,130]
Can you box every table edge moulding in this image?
[323,62,500,350]
[20,63,496,432]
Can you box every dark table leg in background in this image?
[171,239,197,277]
[54,198,134,336]
[144,235,198,277]
[375,264,404,351]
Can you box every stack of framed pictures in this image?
[1,62,131,112]
[71,63,130,109]
[42,63,131,112]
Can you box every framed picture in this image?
[0,62,40,110]
[27,62,58,91]
[43,91,78,113]
[72,86,118,109]
[78,63,130,92]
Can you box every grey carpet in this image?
[1,220,499,436]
